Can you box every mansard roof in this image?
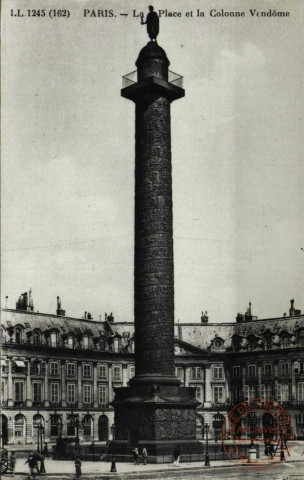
[2,309,107,337]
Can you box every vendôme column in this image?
[112,7,203,460]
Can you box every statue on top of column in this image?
[141,6,159,41]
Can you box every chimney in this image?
[236,313,244,323]
[201,310,208,324]
[16,290,34,312]
[244,302,253,321]
[289,298,301,316]
[107,312,114,323]
[56,296,65,316]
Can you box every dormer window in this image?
[33,332,40,346]
[50,332,58,348]
[281,336,290,348]
[15,327,22,344]
[67,336,74,349]
[299,331,304,347]
[113,338,120,352]
[83,336,89,349]
[99,338,106,351]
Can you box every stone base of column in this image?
[112,384,203,462]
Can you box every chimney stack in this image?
[56,296,65,316]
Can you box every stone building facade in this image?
[1,293,304,446]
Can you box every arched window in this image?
[33,332,40,346]
[33,414,44,439]
[67,415,77,436]
[50,414,62,437]
[82,415,93,437]
[15,327,22,344]
[14,414,26,437]
[98,415,109,441]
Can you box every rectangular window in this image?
[83,384,92,404]
[233,366,240,378]
[67,383,76,403]
[50,383,60,403]
[31,361,41,374]
[280,362,290,375]
[175,367,184,381]
[33,382,42,403]
[1,381,5,400]
[191,367,202,379]
[196,386,203,401]
[82,364,92,378]
[265,385,273,399]
[113,365,122,380]
[298,383,304,401]
[99,384,107,404]
[244,385,255,400]
[129,366,135,378]
[67,363,76,377]
[98,365,107,378]
[212,366,224,380]
[50,362,60,376]
[277,384,290,401]
[248,365,256,377]
[14,381,24,402]
[232,385,241,403]
[264,364,272,376]
[213,385,224,404]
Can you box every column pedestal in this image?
[112,384,203,461]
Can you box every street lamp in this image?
[204,424,210,466]
[110,423,117,473]
[34,415,44,453]
[70,412,81,447]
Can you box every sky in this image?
[2,0,303,323]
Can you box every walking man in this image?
[142,446,148,465]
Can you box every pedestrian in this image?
[132,448,139,465]
[269,442,274,459]
[9,451,16,473]
[173,446,181,466]
[25,452,39,477]
[74,456,82,477]
[39,454,46,474]
[43,442,49,457]
[142,446,148,465]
